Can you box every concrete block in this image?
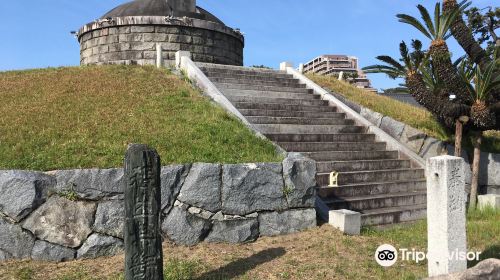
[426,156,467,277]
[478,194,500,209]
[175,51,191,68]
[380,116,405,139]
[280,62,294,71]
[328,209,361,235]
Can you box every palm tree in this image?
[397,2,473,106]
[363,40,466,130]
[443,0,492,69]
[464,59,500,209]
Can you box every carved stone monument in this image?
[426,155,467,277]
[124,144,163,280]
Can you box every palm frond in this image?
[374,55,405,72]
[417,4,436,38]
[397,14,433,40]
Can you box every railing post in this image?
[156,43,162,68]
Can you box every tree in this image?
[365,1,500,210]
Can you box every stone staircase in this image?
[197,63,427,227]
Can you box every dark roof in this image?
[101,0,224,25]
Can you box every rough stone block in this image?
[426,156,467,276]
[108,43,131,52]
[93,200,124,239]
[360,108,383,127]
[282,153,316,208]
[53,168,124,200]
[0,170,55,222]
[424,258,500,280]
[222,163,286,215]
[177,163,221,212]
[380,116,405,139]
[77,233,123,259]
[22,196,96,248]
[161,206,211,246]
[143,33,168,42]
[160,165,190,213]
[205,218,259,244]
[479,152,500,186]
[419,137,448,160]
[258,209,316,236]
[131,26,155,33]
[400,125,427,154]
[31,240,75,262]
[328,209,361,235]
[0,217,35,260]
[478,194,500,209]
[118,33,143,42]
[129,42,156,51]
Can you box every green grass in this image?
[308,74,500,153]
[0,66,281,170]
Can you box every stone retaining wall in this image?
[0,153,316,262]
[328,90,500,193]
[79,17,244,66]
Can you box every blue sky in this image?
[0,0,496,89]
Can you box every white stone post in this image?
[280,62,294,71]
[175,51,191,69]
[156,43,162,68]
[298,63,304,73]
[426,155,467,277]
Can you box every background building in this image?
[303,55,377,92]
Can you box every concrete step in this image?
[222,89,320,100]
[316,169,425,186]
[303,150,399,161]
[316,159,412,173]
[215,82,312,93]
[227,96,327,106]
[255,124,366,134]
[197,62,280,71]
[317,180,427,198]
[240,109,345,118]
[279,142,386,152]
[324,191,427,211]
[205,73,297,82]
[209,77,305,88]
[235,102,336,112]
[266,133,376,143]
[248,117,353,125]
[361,204,427,226]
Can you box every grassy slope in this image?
[308,74,500,153]
[2,208,498,280]
[0,66,281,171]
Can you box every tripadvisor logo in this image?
[374,244,482,267]
[375,244,398,267]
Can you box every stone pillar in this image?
[156,43,162,68]
[175,51,191,69]
[280,62,293,71]
[124,144,163,280]
[426,155,467,277]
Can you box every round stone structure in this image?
[78,0,244,66]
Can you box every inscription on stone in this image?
[124,144,163,280]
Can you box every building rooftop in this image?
[101,0,224,25]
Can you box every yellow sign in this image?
[329,171,339,187]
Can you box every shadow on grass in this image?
[195,247,286,280]
[468,244,500,268]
